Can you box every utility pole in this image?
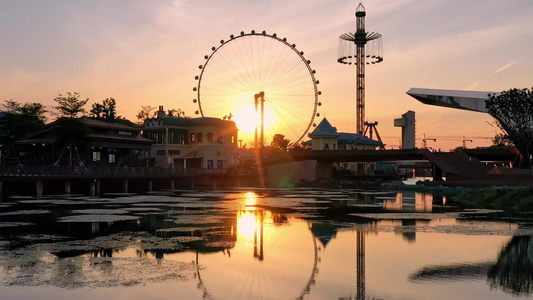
[254,92,265,150]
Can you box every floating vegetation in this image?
[125,207,163,212]
[180,192,227,198]
[102,193,137,197]
[17,234,70,243]
[70,209,131,215]
[0,210,52,216]
[170,202,219,209]
[155,226,208,234]
[0,251,196,288]
[16,199,89,205]
[172,215,227,225]
[0,222,35,228]
[349,212,461,220]
[57,214,140,223]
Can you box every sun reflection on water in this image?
[237,212,258,242]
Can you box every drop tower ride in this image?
[338,2,383,135]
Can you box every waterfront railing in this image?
[0,166,255,179]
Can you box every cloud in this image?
[492,62,515,74]
[465,81,481,90]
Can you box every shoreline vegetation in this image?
[404,183,533,214]
[295,177,533,214]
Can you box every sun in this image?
[230,93,277,146]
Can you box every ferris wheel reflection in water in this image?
[193,192,324,299]
[191,192,380,300]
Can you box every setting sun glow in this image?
[231,94,277,146]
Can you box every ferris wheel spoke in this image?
[204,55,252,93]
[195,31,320,146]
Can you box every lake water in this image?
[0,188,532,300]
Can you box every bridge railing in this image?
[0,165,256,178]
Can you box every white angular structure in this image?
[406,88,499,113]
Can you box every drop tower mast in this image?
[338,2,383,135]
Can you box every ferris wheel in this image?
[193,30,322,147]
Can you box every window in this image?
[168,150,180,155]
[93,152,101,161]
[169,129,188,144]
[217,160,223,169]
[207,132,213,143]
[207,160,213,169]
[157,150,165,155]
[191,133,196,143]
[118,131,132,136]
[168,130,174,144]
[197,133,203,143]
[231,135,235,144]
[108,154,115,163]
[324,143,329,150]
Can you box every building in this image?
[394,110,416,149]
[305,118,385,175]
[307,117,340,150]
[307,118,384,150]
[15,117,154,167]
[142,106,238,170]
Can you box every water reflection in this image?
[0,190,531,299]
[489,235,533,295]
[236,209,265,260]
[194,204,322,299]
[383,192,438,212]
[410,235,533,297]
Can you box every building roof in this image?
[84,118,141,131]
[145,116,237,129]
[16,117,154,146]
[337,132,385,146]
[308,118,339,138]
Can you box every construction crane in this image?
[422,133,436,149]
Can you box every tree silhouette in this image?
[486,87,533,167]
[136,106,156,124]
[90,97,120,120]
[270,134,291,152]
[53,92,88,119]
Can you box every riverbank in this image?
[404,183,533,214]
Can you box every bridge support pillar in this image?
[65,180,71,196]
[123,179,129,193]
[90,180,96,198]
[36,180,43,198]
[432,164,443,181]
[147,179,153,192]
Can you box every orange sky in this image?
[1,0,533,151]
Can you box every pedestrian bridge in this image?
[267,148,524,185]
